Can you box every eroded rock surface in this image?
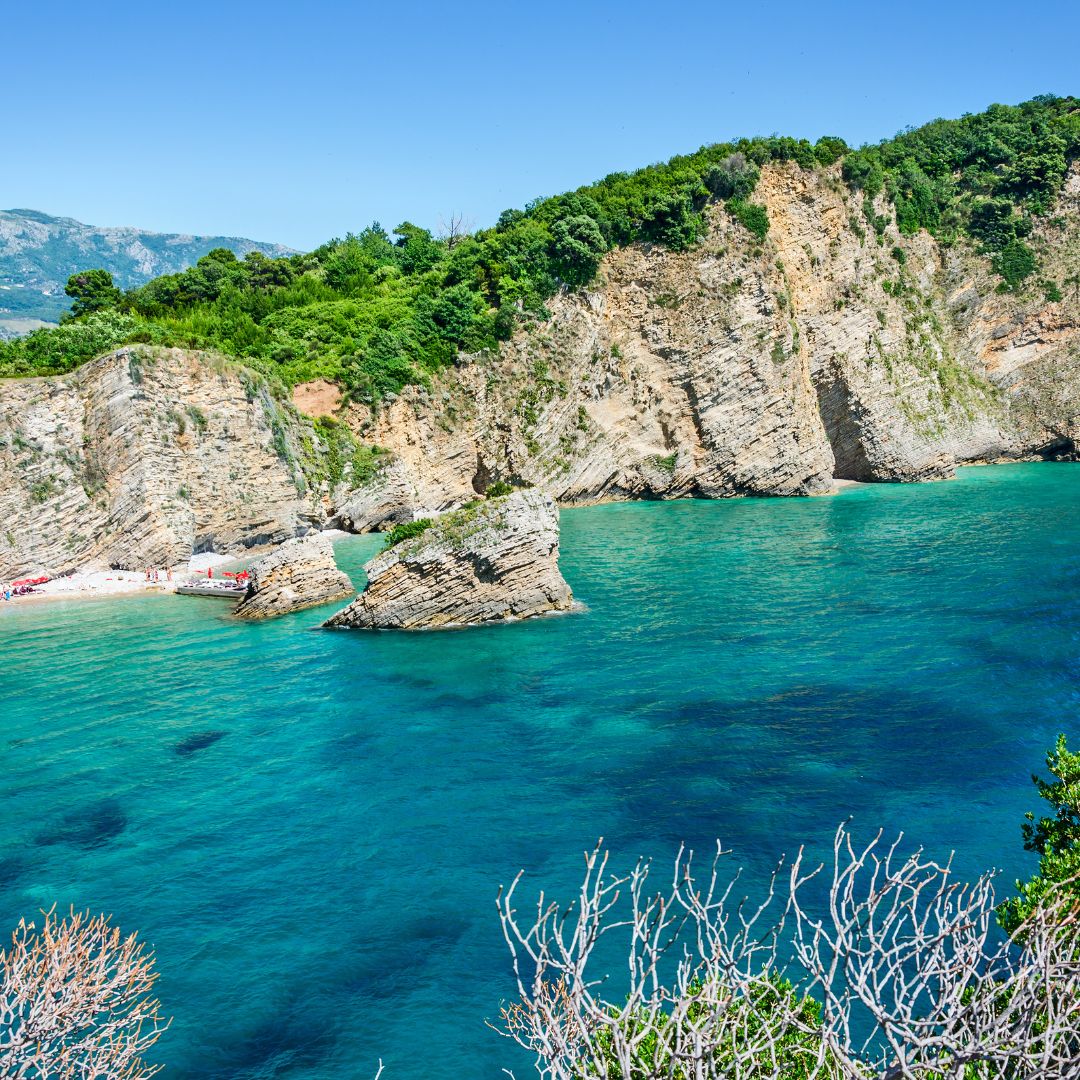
[334,162,1080,517]
[234,533,353,620]
[4,162,1079,579]
[0,347,324,578]
[324,490,572,630]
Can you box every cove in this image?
[1,462,1077,1079]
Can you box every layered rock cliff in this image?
[2,162,1078,576]
[0,347,324,578]
[234,533,353,619]
[324,490,572,629]
[327,163,1080,528]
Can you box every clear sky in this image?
[5,0,1078,250]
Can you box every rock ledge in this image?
[234,534,353,620]
[324,490,572,630]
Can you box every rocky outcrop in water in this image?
[324,490,572,630]
[234,533,353,619]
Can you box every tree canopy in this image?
[4,96,1077,394]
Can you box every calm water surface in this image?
[2,463,1078,1078]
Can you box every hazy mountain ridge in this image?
[0,208,294,327]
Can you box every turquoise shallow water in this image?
[2,462,1079,1078]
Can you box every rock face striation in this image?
[326,162,1080,525]
[3,162,1079,577]
[234,533,354,620]
[324,490,572,630]
[0,346,325,578]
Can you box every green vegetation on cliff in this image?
[2,96,1076,394]
[0,207,294,324]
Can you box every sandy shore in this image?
[2,552,242,606]
[2,572,172,606]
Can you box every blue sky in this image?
[5,0,1078,250]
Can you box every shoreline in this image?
[0,462,1067,610]
[2,571,178,608]
[1,551,244,609]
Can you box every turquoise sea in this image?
[2,463,1078,1078]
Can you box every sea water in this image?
[1,463,1078,1078]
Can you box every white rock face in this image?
[0,347,324,578]
[234,534,354,620]
[324,490,572,630]
[329,162,1080,516]
[4,163,1079,578]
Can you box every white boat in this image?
[175,580,248,599]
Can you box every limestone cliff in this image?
[325,162,1080,529]
[0,347,324,578]
[324,490,572,629]
[2,162,1078,576]
[233,533,353,620]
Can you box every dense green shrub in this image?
[550,215,608,285]
[999,734,1080,934]
[382,518,433,549]
[65,268,122,318]
[992,238,1038,288]
[727,199,770,240]
[0,311,168,378]
[4,96,1074,394]
[703,153,760,200]
[969,197,1022,250]
[589,977,833,1079]
[813,135,850,166]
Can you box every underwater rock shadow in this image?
[336,909,472,1001]
[35,798,128,850]
[200,999,339,1080]
[547,682,996,857]
[174,730,228,757]
[198,911,472,1079]
[0,851,28,891]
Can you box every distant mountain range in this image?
[0,208,294,330]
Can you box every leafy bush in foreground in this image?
[999,733,1080,934]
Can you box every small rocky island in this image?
[324,489,572,630]
[234,534,354,619]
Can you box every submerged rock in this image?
[324,489,572,630]
[174,730,228,756]
[234,534,353,620]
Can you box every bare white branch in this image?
[496,825,1080,1079]
[437,211,473,249]
[0,906,169,1079]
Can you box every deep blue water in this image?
[2,463,1078,1079]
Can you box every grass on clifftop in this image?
[382,485,527,551]
[2,96,1076,394]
